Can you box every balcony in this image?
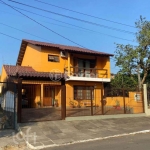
[64,67,110,82]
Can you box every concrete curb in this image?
[65,113,147,121]
[20,128,150,150]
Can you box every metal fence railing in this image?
[66,87,144,118]
[147,88,150,108]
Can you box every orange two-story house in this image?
[1,39,113,121]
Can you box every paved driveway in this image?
[19,116,150,149]
[21,108,61,122]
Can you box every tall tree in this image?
[114,16,150,89]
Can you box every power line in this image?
[0,7,134,42]
[0,31,20,41]
[0,22,53,42]
[35,0,135,28]
[43,21,134,42]
[7,0,135,35]
[0,8,135,42]
[1,6,134,42]
[0,9,24,17]
[1,0,87,48]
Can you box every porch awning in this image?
[22,80,61,85]
[3,65,65,80]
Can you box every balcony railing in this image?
[64,67,108,78]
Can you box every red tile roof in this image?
[4,65,64,79]
[24,39,113,55]
[16,39,113,65]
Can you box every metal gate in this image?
[147,88,150,108]
[66,87,103,117]
[65,86,144,118]
[19,83,62,122]
[0,81,17,129]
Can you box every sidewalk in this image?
[0,109,27,149]
[0,107,27,150]
[19,115,150,149]
[0,129,27,150]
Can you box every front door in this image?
[43,86,55,106]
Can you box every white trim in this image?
[65,76,111,82]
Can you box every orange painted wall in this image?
[21,44,68,72]
[105,92,143,113]
[66,81,103,107]
[97,56,110,78]
[21,44,111,78]
[21,44,42,71]
[0,66,8,82]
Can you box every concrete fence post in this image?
[143,84,150,116]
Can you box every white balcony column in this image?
[68,53,70,76]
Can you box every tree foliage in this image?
[111,73,138,90]
[114,16,150,88]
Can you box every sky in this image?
[0,0,150,73]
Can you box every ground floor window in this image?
[74,86,94,100]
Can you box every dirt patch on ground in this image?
[3,144,30,150]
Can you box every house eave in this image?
[65,76,111,82]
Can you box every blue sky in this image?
[0,0,150,73]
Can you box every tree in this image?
[114,16,150,90]
[111,73,138,90]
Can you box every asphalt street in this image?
[43,133,150,150]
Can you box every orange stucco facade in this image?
[0,66,7,82]
[19,43,110,107]
[21,44,111,77]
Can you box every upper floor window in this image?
[73,58,96,77]
[74,58,96,68]
[48,55,59,62]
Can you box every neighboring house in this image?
[111,73,116,79]
[0,39,113,120]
